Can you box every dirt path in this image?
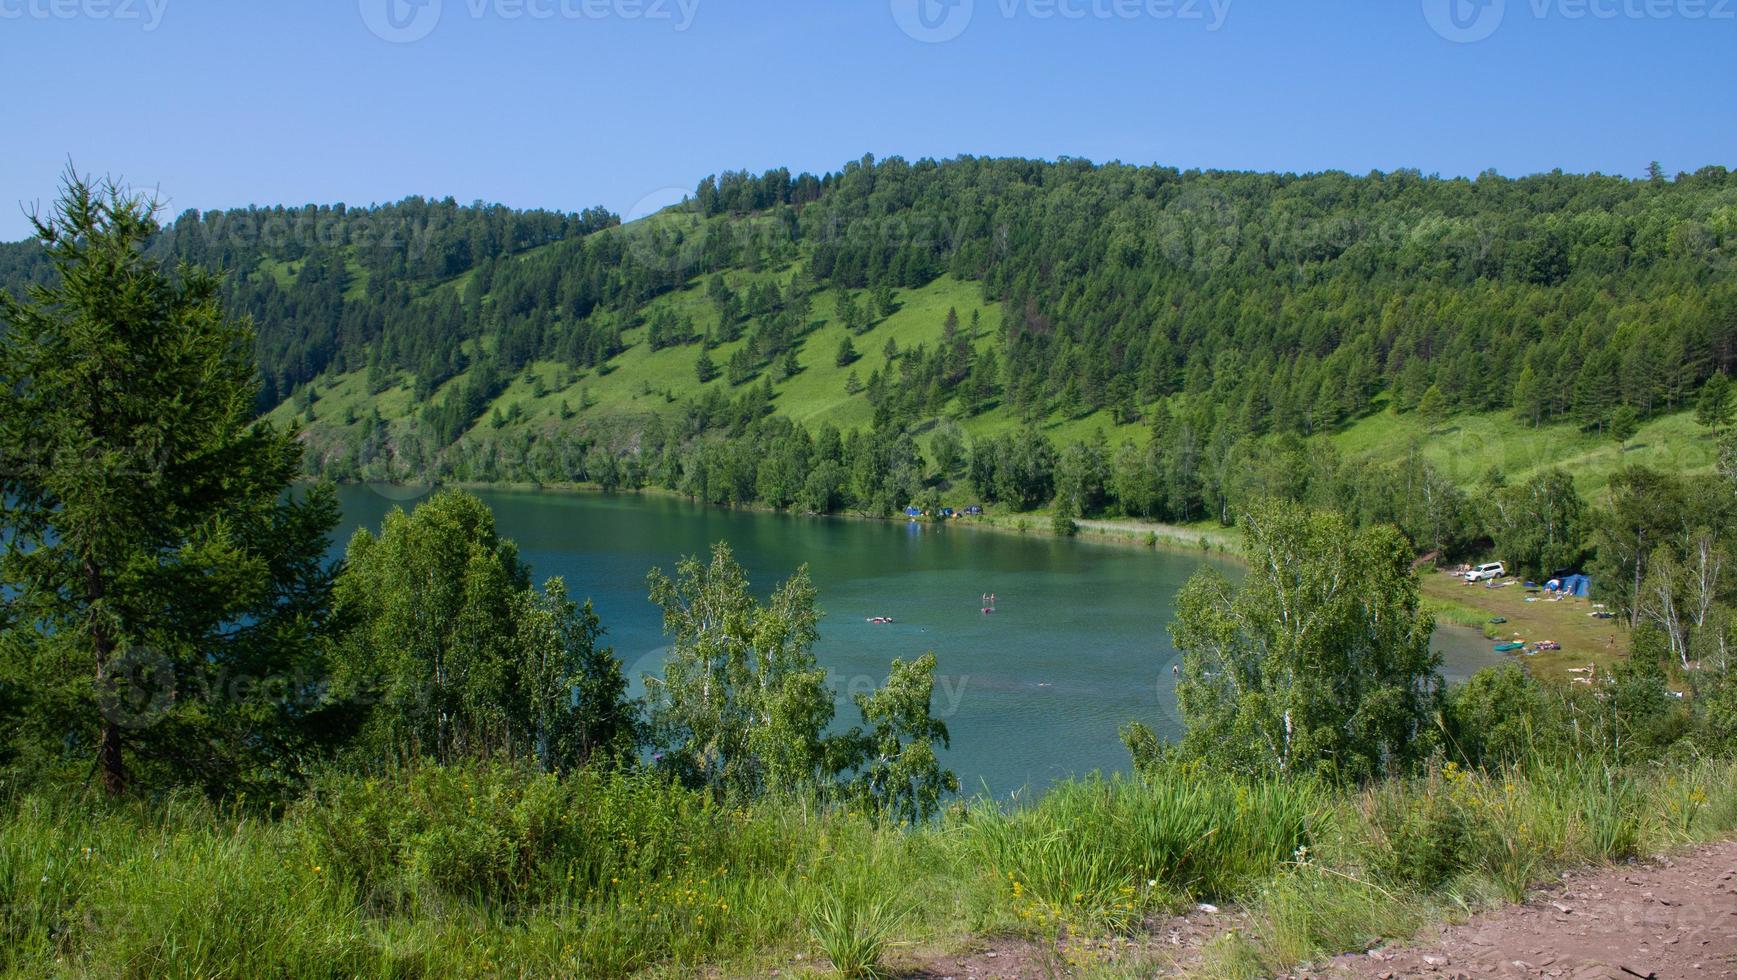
[1317,841,1737,980]
[892,842,1737,979]
[894,906,1239,979]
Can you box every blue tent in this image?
[1560,574,1591,598]
[905,507,922,518]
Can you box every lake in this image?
[333,485,1505,797]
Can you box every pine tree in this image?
[0,173,341,797]
[1610,404,1641,447]
[835,335,859,367]
[1416,384,1448,431]
[1696,372,1733,430]
[694,349,719,383]
[1514,364,1545,427]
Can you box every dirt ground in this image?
[1314,841,1737,980]
[893,905,1240,979]
[891,841,1737,979]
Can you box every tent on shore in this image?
[1546,574,1591,598]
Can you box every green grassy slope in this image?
[267,209,1718,503]
[273,268,1155,455]
[1331,403,1717,500]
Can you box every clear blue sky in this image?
[2,0,1732,240]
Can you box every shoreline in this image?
[328,478,1623,682]
[329,476,1245,561]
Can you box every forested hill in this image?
[5,158,1736,537]
[0,196,620,409]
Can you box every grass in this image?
[810,891,901,979]
[1332,404,1718,503]
[3,750,1733,979]
[1420,570,1631,675]
[1192,754,1737,977]
[267,266,1163,463]
[258,205,1717,518]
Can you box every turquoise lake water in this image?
[333,485,1503,798]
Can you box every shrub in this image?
[1359,769,1478,889]
[1444,664,1547,767]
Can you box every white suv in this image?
[1464,562,1506,583]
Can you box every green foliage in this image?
[1484,469,1586,580]
[1704,664,1737,754]
[1172,502,1441,780]
[1609,403,1641,445]
[964,772,1314,917]
[1696,372,1733,429]
[10,158,1729,537]
[645,543,835,796]
[1209,863,1430,976]
[1443,663,1548,767]
[0,172,341,798]
[2,748,1736,978]
[1415,384,1447,429]
[1360,773,1479,889]
[835,334,860,367]
[967,429,1057,511]
[809,890,900,979]
[843,654,959,825]
[1591,465,1733,653]
[1358,758,1643,904]
[928,420,964,478]
[645,545,957,820]
[694,348,719,383]
[332,490,637,769]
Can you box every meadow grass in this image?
[1419,570,1633,672]
[4,751,1733,978]
[1331,403,1717,502]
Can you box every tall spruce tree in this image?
[0,172,341,797]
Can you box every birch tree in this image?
[1172,501,1442,780]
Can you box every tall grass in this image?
[2,754,1734,978]
[960,773,1314,928]
[1200,755,1737,976]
